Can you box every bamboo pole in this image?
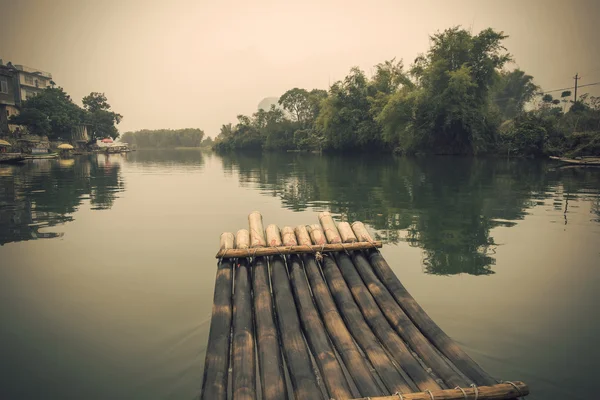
[281,226,297,247]
[266,227,324,399]
[351,222,497,387]
[281,226,354,400]
[337,222,357,243]
[295,225,385,398]
[200,233,235,400]
[317,218,442,392]
[215,241,382,258]
[248,216,287,400]
[307,225,413,395]
[340,225,469,388]
[318,212,342,244]
[232,230,256,400]
[349,381,529,400]
[249,211,267,248]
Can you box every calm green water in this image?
[0,150,599,400]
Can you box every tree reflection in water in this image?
[219,152,600,275]
[0,155,124,245]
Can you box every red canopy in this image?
[101,138,113,143]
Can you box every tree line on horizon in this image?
[214,26,600,157]
[120,128,211,148]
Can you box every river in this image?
[0,150,598,400]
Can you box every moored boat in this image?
[550,156,600,166]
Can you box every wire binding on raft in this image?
[501,380,525,400]
[454,386,468,399]
[470,384,479,400]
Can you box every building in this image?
[13,64,53,103]
[0,60,54,135]
[0,61,19,134]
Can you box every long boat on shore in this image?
[550,156,600,166]
[201,211,530,400]
[0,153,26,164]
[24,153,59,160]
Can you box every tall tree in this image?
[83,92,123,140]
[493,69,538,119]
[278,88,311,125]
[378,27,511,154]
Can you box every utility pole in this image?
[573,73,581,103]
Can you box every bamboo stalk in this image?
[249,211,267,248]
[232,230,256,400]
[337,222,358,243]
[307,225,413,395]
[248,218,287,400]
[318,212,342,244]
[318,219,442,392]
[200,233,235,400]
[339,223,468,388]
[349,381,528,400]
[295,227,385,398]
[352,251,469,388]
[215,241,382,258]
[281,226,354,399]
[281,226,297,247]
[266,226,324,399]
[351,222,497,387]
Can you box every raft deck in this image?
[201,212,529,400]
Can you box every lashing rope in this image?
[454,386,468,399]
[394,392,404,399]
[470,384,479,400]
[424,389,435,399]
[501,380,525,399]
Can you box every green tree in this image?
[278,88,311,125]
[378,27,511,154]
[317,67,382,150]
[493,69,538,119]
[82,92,123,140]
[10,87,84,139]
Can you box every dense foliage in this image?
[214,27,600,157]
[10,88,122,141]
[120,128,207,148]
[82,92,123,140]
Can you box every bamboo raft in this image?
[201,212,529,400]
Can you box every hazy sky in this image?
[1,0,599,136]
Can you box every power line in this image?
[540,81,600,94]
[493,82,600,102]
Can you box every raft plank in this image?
[352,251,469,388]
[297,253,385,395]
[289,255,354,399]
[317,214,441,391]
[232,259,256,399]
[307,225,413,394]
[246,216,287,400]
[215,241,383,258]
[349,381,528,400]
[351,222,495,386]
[278,226,354,399]
[265,227,324,399]
[232,230,257,400]
[200,233,234,400]
[252,256,288,400]
[366,249,497,386]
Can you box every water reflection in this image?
[0,155,125,245]
[127,148,207,166]
[219,153,600,275]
